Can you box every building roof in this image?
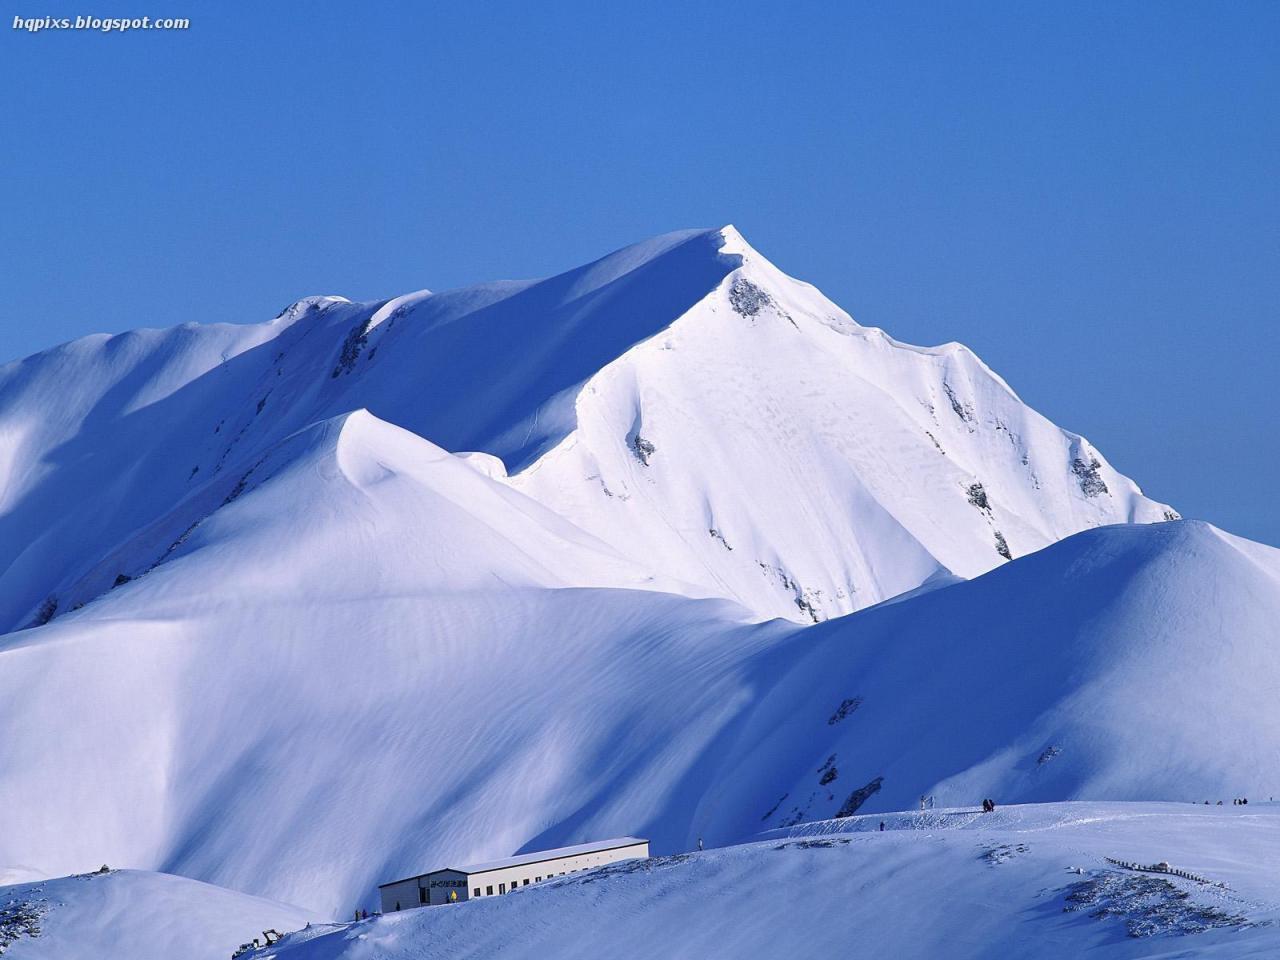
[378,837,648,887]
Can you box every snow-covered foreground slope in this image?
[717,519,1280,838]
[0,226,1173,628]
[255,802,1280,960]
[0,869,319,960]
[0,405,1272,919]
[0,225,1261,947]
[0,410,770,915]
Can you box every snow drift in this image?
[0,869,318,960]
[0,412,1270,917]
[256,802,1280,960]
[1,226,1267,935]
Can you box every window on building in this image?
[523,879,529,885]
[499,883,506,894]
[486,885,493,896]
[535,876,541,882]
[473,888,480,898]
[418,888,427,904]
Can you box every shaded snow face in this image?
[0,226,1172,632]
[0,226,1210,921]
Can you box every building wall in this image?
[466,841,649,900]
[381,840,650,912]
[378,877,420,914]
[423,869,470,905]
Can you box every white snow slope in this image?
[0,227,1271,955]
[0,868,319,960]
[0,423,1272,919]
[0,226,1172,629]
[252,802,1280,960]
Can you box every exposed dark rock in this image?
[761,793,788,821]
[795,594,821,623]
[1071,457,1110,497]
[631,435,656,466]
[164,519,201,558]
[774,837,853,850]
[967,482,991,512]
[943,382,974,424]
[0,896,45,952]
[827,697,863,725]
[1062,872,1248,938]
[836,776,883,817]
[994,530,1012,560]
[1038,745,1062,765]
[728,277,772,317]
[983,843,1029,865]
[331,320,372,377]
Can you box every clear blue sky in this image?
[2,1,1276,544]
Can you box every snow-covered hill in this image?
[0,420,1271,917]
[253,802,1280,960]
[0,869,318,960]
[0,226,1267,951]
[0,226,1173,629]
[709,519,1280,840]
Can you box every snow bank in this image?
[256,802,1280,960]
[0,869,318,960]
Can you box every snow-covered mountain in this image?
[0,869,320,960]
[3,226,1271,947]
[256,802,1280,960]
[0,226,1173,630]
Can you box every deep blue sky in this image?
[2,1,1276,544]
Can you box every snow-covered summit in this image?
[5,224,1245,931]
[0,226,1173,629]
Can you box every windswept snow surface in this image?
[0,869,319,960]
[0,445,1274,919]
[720,520,1280,837]
[254,802,1280,960]
[0,226,1172,628]
[0,226,1264,946]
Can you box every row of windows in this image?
[396,854,633,910]
[405,861,609,905]
[474,866,595,898]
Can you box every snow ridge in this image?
[0,226,1242,930]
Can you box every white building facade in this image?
[379,837,649,912]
